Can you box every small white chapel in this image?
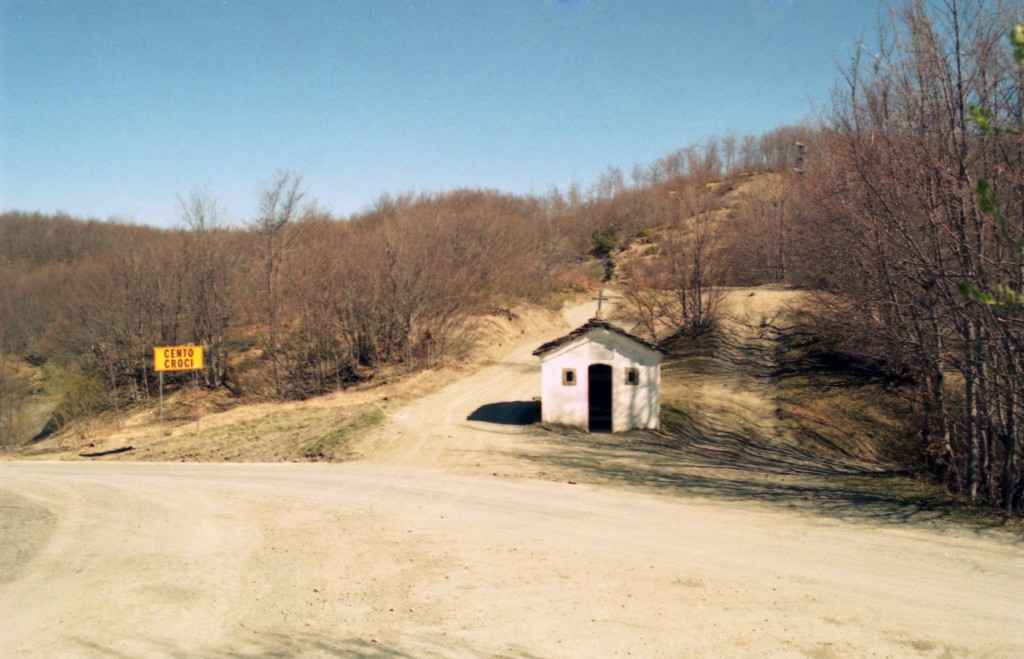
[533,295,663,433]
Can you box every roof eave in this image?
[532,318,666,358]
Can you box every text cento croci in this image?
[163,347,197,370]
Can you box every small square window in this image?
[626,368,640,385]
[562,368,577,386]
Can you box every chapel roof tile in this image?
[532,317,666,357]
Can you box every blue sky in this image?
[1,0,880,227]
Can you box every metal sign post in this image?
[194,370,200,433]
[159,372,164,442]
[153,345,205,438]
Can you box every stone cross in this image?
[592,289,608,318]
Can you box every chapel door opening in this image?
[588,364,613,432]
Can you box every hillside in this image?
[4,132,1023,513]
[1,168,933,518]
[9,283,949,526]
[11,303,570,463]
[3,285,1020,656]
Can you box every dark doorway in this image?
[588,364,613,432]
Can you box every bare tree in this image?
[806,0,1024,511]
[251,172,305,397]
[179,190,236,388]
[621,188,725,341]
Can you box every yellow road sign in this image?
[154,345,204,372]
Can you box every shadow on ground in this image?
[467,401,540,426]
[513,424,982,531]
[509,319,1007,534]
[512,417,1015,540]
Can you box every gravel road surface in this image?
[2,291,1021,657]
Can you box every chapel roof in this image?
[532,317,666,357]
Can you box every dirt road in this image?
[2,290,1022,657]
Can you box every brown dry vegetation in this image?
[16,304,566,463]
[0,126,807,450]
[4,0,1024,517]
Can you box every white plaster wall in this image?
[540,348,589,428]
[611,357,660,432]
[539,329,661,432]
